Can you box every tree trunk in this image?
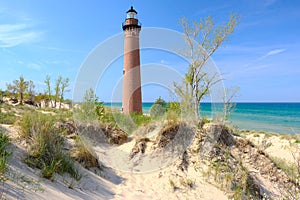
[20,92,23,105]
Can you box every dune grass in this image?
[19,112,81,180]
[0,131,11,181]
[0,106,17,125]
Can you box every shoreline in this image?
[103,102,300,135]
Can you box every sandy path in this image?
[112,167,227,200]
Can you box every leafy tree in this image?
[6,76,28,105]
[175,14,239,118]
[59,77,70,109]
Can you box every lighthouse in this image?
[122,6,142,114]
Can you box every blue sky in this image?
[0,0,299,102]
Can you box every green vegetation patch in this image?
[19,112,80,180]
[0,111,16,125]
[0,131,11,180]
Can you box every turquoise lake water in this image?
[104,102,300,134]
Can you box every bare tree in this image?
[54,76,62,108]
[6,75,28,105]
[221,87,239,123]
[27,80,35,104]
[175,14,239,118]
[59,77,70,109]
[44,75,52,108]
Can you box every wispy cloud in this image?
[0,23,43,48]
[27,63,42,70]
[36,45,84,53]
[245,48,286,66]
[264,49,286,57]
[253,48,286,63]
[228,48,286,78]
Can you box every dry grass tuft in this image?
[154,121,183,148]
[71,136,99,169]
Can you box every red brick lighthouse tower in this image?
[122,6,142,114]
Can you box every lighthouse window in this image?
[127,13,135,19]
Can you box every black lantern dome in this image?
[122,6,141,30]
[127,6,137,18]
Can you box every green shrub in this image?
[130,112,151,126]
[96,102,106,121]
[165,102,181,122]
[96,106,151,134]
[112,112,137,134]
[167,102,181,113]
[114,112,151,134]
[150,97,167,118]
[150,104,166,118]
[201,116,211,124]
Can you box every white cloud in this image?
[0,23,42,48]
[265,49,286,57]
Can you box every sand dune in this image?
[0,122,299,199]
